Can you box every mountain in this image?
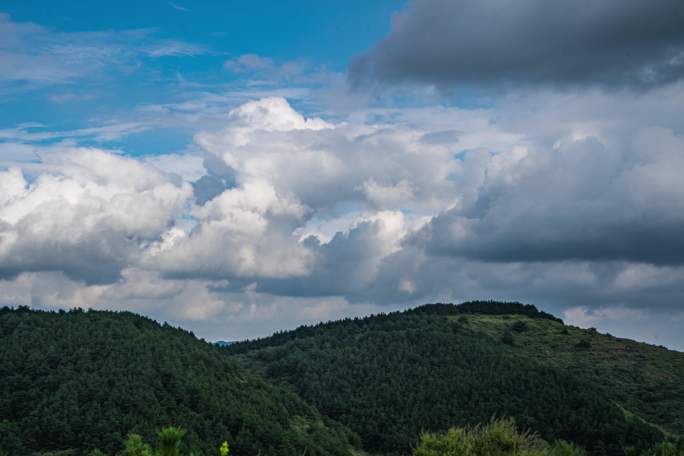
[225,301,684,456]
[0,306,360,456]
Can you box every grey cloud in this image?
[257,218,396,298]
[349,0,684,89]
[192,174,231,205]
[421,129,684,265]
[420,129,460,145]
[0,219,136,284]
[359,239,684,321]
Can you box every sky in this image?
[1,0,684,350]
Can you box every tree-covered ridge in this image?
[405,301,563,323]
[227,303,680,456]
[226,301,558,356]
[0,306,359,456]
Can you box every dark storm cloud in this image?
[420,132,684,266]
[349,0,684,89]
[425,214,684,265]
[0,225,135,285]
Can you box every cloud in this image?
[0,268,229,322]
[224,54,277,74]
[143,153,206,181]
[145,179,313,280]
[0,149,192,283]
[0,13,205,88]
[169,2,189,12]
[0,121,155,145]
[349,0,684,89]
[361,179,415,209]
[564,305,684,350]
[258,211,412,298]
[144,98,454,284]
[195,97,463,214]
[223,54,337,88]
[2,94,684,349]
[0,269,386,341]
[419,122,684,266]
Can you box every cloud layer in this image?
[422,129,684,265]
[0,150,191,283]
[2,91,684,349]
[349,0,684,89]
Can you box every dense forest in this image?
[226,301,684,456]
[0,306,358,456]
[2,302,683,456]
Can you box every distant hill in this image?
[0,307,359,456]
[214,340,236,347]
[226,301,684,456]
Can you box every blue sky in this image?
[1,0,684,350]
[6,0,399,61]
[0,0,402,153]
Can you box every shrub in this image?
[502,330,515,345]
[511,321,529,333]
[575,340,591,350]
[548,441,586,456]
[414,418,585,456]
[639,440,684,456]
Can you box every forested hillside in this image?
[226,301,684,456]
[0,307,359,456]
[2,302,682,456]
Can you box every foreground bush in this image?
[413,418,585,456]
[634,440,684,456]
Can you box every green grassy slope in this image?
[0,307,360,456]
[460,312,684,436]
[226,301,682,456]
